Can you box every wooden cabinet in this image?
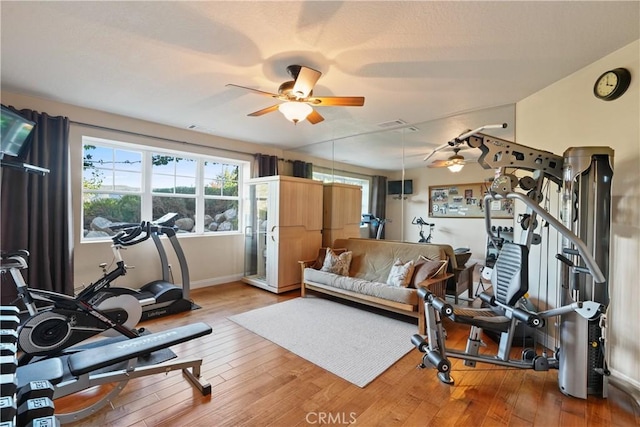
[322,183,362,247]
[243,176,323,293]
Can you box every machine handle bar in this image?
[479,291,543,328]
[417,287,453,316]
[113,222,152,246]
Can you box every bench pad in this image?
[67,322,212,375]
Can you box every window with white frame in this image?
[82,137,245,239]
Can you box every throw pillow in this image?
[320,248,353,276]
[386,258,415,287]
[410,256,448,287]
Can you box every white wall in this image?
[516,40,640,399]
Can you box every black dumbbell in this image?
[0,373,18,397]
[0,356,17,375]
[17,397,55,426]
[0,395,17,423]
[16,381,54,407]
[0,316,19,330]
[0,307,19,316]
[27,416,60,427]
[0,343,17,357]
[0,330,18,345]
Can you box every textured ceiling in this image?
[1,1,638,170]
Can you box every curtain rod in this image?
[70,120,252,158]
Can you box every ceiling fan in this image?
[427,147,468,172]
[226,65,365,125]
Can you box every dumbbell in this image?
[0,373,18,399]
[0,356,17,375]
[0,395,17,424]
[0,315,19,330]
[0,343,17,357]
[0,329,18,345]
[0,307,19,316]
[26,416,60,427]
[17,397,55,427]
[16,381,55,407]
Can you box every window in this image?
[82,137,245,239]
[312,170,371,218]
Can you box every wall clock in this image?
[593,68,631,101]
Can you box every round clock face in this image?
[594,71,618,98]
[593,68,631,101]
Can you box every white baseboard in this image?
[535,329,559,351]
[609,369,640,407]
[190,274,244,290]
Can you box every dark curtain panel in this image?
[1,106,73,303]
[292,160,313,179]
[254,154,279,177]
[369,175,387,239]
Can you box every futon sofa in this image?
[299,238,459,334]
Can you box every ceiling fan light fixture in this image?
[447,163,464,173]
[447,154,465,172]
[278,101,312,124]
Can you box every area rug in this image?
[228,297,416,387]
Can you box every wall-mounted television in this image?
[387,179,413,195]
[1,105,36,160]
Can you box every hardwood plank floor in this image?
[61,282,639,426]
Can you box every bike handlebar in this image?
[412,217,434,226]
[113,222,152,246]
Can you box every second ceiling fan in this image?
[427,147,469,172]
[227,65,365,125]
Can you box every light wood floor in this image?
[62,281,639,427]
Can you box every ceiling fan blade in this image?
[306,109,324,125]
[247,104,281,117]
[427,160,450,168]
[308,96,365,107]
[226,84,279,98]
[292,66,322,99]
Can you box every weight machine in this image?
[414,125,612,399]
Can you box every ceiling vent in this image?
[395,126,419,133]
[188,124,216,134]
[377,119,407,128]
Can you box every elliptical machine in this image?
[111,212,194,321]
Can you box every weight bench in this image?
[17,322,212,424]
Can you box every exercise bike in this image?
[412,217,434,243]
[1,223,152,363]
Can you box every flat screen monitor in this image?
[387,179,413,195]
[1,106,36,160]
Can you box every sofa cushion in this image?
[411,257,448,288]
[321,248,352,276]
[304,268,417,306]
[386,258,415,287]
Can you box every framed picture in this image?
[429,182,513,218]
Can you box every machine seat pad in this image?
[16,358,64,388]
[448,307,511,333]
[67,322,212,376]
